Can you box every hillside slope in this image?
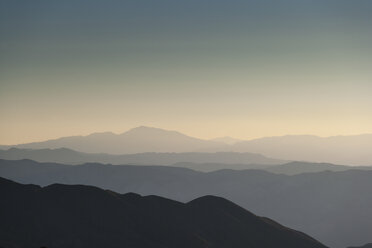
[0,177,327,248]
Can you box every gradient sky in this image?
[1,0,372,144]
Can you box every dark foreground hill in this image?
[0,177,326,248]
[1,159,372,248]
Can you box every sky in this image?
[1,0,372,145]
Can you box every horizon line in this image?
[1,125,372,146]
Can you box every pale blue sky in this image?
[1,0,372,144]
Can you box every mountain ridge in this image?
[1,159,372,247]
[1,126,372,165]
[0,147,284,167]
[2,148,372,174]
[3,126,228,154]
[0,177,327,248]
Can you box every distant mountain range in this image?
[2,148,372,174]
[231,134,372,165]
[0,148,284,167]
[1,159,371,248]
[1,126,372,165]
[176,161,372,175]
[0,177,327,248]
[0,126,227,154]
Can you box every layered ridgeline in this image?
[2,148,372,174]
[1,159,371,248]
[0,177,327,248]
[0,148,284,168]
[1,126,372,165]
[231,134,372,165]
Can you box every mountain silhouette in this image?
[231,134,372,165]
[262,161,372,175]
[0,177,327,248]
[1,127,372,165]
[2,148,372,174]
[1,159,371,247]
[0,147,284,166]
[1,126,227,154]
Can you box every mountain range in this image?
[0,126,227,154]
[1,126,372,165]
[2,148,372,174]
[1,159,371,248]
[0,148,284,168]
[0,177,327,248]
[232,134,372,165]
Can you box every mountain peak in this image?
[123,126,184,136]
[8,126,227,154]
[187,195,243,210]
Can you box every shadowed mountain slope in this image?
[0,177,327,248]
[0,159,371,247]
[348,244,372,248]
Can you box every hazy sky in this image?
[1,0,372,144]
